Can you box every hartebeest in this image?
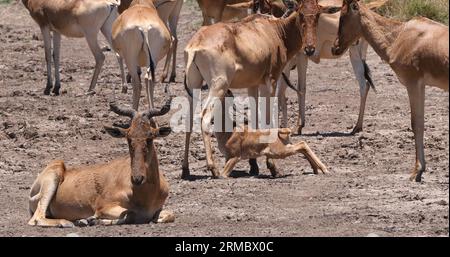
[272,0,386,134]
[22,0,125,95]
[28,99,174,227]
[112,0,172,110]
[118,0,183,83]
[182,0,340,178]
[331,0,449,182]
[196,0,254,25]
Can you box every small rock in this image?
[66,233,80,237]
[366,233,379,237]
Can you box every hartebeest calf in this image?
[182,0,340,178]
[217,126,328,177]
[214,91,328,178]
[28,99,174,227]
[22,0,125,95]
[112,0,172,110]
[119,0,183,83]
[196,0,254,25]
[331,0,449,182]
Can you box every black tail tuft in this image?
[184,75,193,98]
[282,72,298,92]
[363,60,376,93]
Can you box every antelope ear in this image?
[157,127,172,137]
[104,126,127,138]
[320,5,341,14]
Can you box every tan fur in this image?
[332,0,449,182]
[196,0,254,25]
[215,126,329,178]
[182,0,339,179]
[28,104,174,227]
[275,0,387,135]
[22,0,125,95]
[112,0,172,110]
[119,0,183,83]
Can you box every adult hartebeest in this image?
[255,0,384,135]
[182,0,340,179]
[28,99,174,227]
[112,0,172,110]
[22,0,125,95]
[331,0,449,182]
[118,0,183,83]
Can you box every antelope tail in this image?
[184,75,193,98]
[282,72,298,92]
[363,60,376,93]
[139,29,155,82]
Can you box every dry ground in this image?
[0,1,448,236]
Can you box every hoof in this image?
[52,87,60,96]
[126,74,132,84]
[121,86,128,94]
[169,74,176,83]
[160,74,168,83]
[44,87,51,95]
[295,126,303,135]
[74,219,89,227]
[350,126,362,135]
[207,165,219,178]
[409,172,423,182]
[181,167,190,180]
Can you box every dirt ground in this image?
[0,1,448,237]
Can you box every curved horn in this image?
[110,103,136,118]
[145,97,173,119]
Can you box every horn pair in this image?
[109,84,173,119]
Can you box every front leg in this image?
[76,205,131,226]
[405,81,426,182]
[221,157,240,178]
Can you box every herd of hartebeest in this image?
[19,0,448,227]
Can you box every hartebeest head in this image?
[104,99,172,186]
[331,0,362,56]
[294,0,341,56]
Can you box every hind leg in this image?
[266,158,280,177]
[28,171,73,228]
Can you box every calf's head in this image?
[332,0,363,56]
[104,99,172,186]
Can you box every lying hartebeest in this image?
[112,0,172,110]
[196,0,254,25]
[118,0,183,83]
[331,0,449,182]
[255,0,383,135]
[28,99,174,227]
[22,0,125,95]
[214,91,328,178]
[182,0,340,178]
